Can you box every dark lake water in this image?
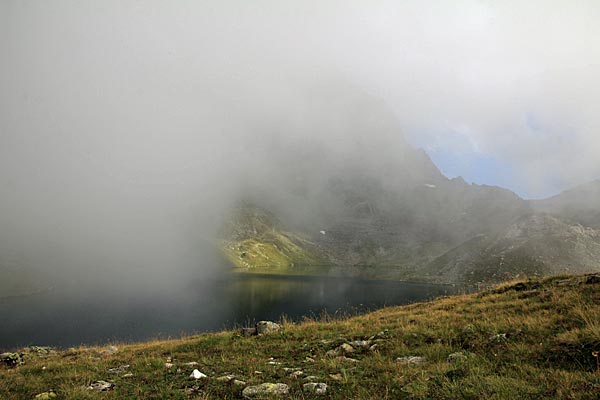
[0,274,456,350]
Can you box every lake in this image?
[0,273,456,350]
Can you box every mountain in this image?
[218,82,600,285]
[532,180,600,229]
[219,147,600,284]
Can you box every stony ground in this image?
[1,274,600,399]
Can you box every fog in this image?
[1,1,599,290]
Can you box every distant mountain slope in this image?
[218,203,324,273]
[423,213,600,284]
[532,180,600,229]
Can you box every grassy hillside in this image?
[219,203,326,274]
[2,273,600,399]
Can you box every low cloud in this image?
[0,0,598,284]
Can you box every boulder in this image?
[242,383,289,398]
[0,352,24,367]
[256,321,281,335]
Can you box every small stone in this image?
[122,373,134,378]
[34,392,57,399]
[304,375,319,382]
[190,369,207,379]
[304,357,315,363]
[340,343,355,354]
[254,370,263,374]
[335,356,359,363]
[395,356,427,365]
[489,333,507,342]
[329,373,343,381]
[216,375,236,382]
[303,382,327,395]
[185,386,200,395]
[87,380,115,391]
[349,340,370,348]
[326,348,341,357]
[371,330,388,340]
[165,363,174,369]
[28,346,54,356]
[256,321,281,335]
[447,352,468,363]
[241,327,258,336]
[107,365,130,374]
[242,383,289,398]
[233,379,246,386]
[184,361,199,366]
[99,346,118,356]
[289,370,304,378]
[585,274,600,284]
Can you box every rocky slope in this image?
[423,213,600,284]
[532,180,600,229]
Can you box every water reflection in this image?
[0,273,455,350]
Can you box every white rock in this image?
[190,369,207,379]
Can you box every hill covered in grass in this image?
[2,273,599,399]
[218,203,326,275]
